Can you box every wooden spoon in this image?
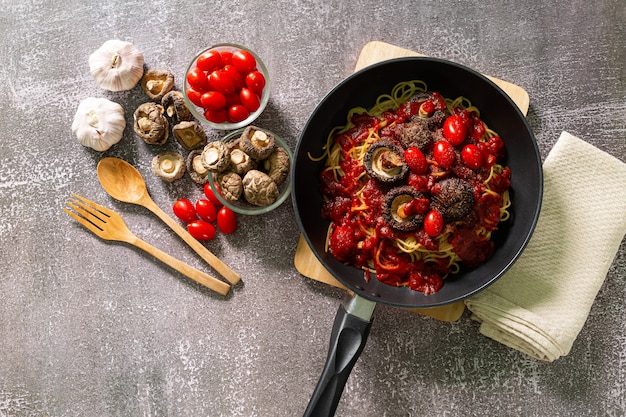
[96,157,241,286]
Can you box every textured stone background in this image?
[0,0,625,416]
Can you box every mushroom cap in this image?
[161,90,194,125]
[151,151,185,182]
[186,149,209,184]
[141,69,175,101]
[382,185,427,231]
[363,140,408,184]
[263,146,290,186]
[431,178,475,221]
[173,121,208,151]
[201,141,231,173]
[242,170,279,206]
[133,102,169,145]
[239,126,276,160]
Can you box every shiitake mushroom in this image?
[382,186,427,231]
[431,178,475,221]
[363,140,408,184]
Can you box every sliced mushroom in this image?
[217,171,243,202]
[186,149,209,184]
[382,186,427,231]
[141,70,175,101]
[239,126,276,160]
[151,151,185,182]
[161,90,194,125]
[263,146,290,185]
[201,141,230,173]
[242,170,279,206]
[173,121,208,151]
[364,140,408,184]
[133,102,169,145]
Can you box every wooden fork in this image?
[64,194,231,296]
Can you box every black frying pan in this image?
[292,57,543,416]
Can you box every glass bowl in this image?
[183,43,270,130]
[207,127,292,215]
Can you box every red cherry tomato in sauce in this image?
[228,104,250,123]
[204,183,223,207]
[208,70,235,95]
[204,107,227,124]
[433,140,456,169]
[187,220,216,241]
[217,206,237,234]
[173,199,197,223]
[239,87,261,112]
[443,115,467,146]
[186,67,210,92]
[200,91,227,110]
[461,144,485,169]
[231,50,257,73]
[195,199,217,223]
[245,71,266,94]
[404,147,428,174]
[196,49,222,72]
[423,209,444,236]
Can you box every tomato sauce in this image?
[319,89,511,294]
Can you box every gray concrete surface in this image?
[1,0,625,416]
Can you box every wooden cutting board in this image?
[294,41,530,322]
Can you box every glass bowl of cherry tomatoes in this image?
[183,44,270,130]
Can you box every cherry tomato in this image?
[187,220,217,241]
[461,144,484,169]
[204,107,227,124]
[228,104,250,123]
[200,91,227,110]
[173,199,197,223]
[196,49,222,72]
[217,206,237,234]
[203,183,223,207]
[195,199,217,223]
[220,51,233,65]
[442,115,467,146]
[185,87,203,107]
[208,70,235,95]
[186,67,210,92]
[231,50,257,73]
[424,209,444,236]
[433,140,456,169]
[404,147,428,174]
[245,71,266,94]
[239,87,260,112]
[222,64,246,90]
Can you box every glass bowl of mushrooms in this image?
[183,43,270,130]
[203,126,292,215]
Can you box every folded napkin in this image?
[464,131,626,361]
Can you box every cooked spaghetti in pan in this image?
[314,80,512,295]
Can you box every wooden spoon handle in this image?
[144,199,242,285]
[129,235,231,296]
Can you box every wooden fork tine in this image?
[63,206,105,237]
[72,193,115,217]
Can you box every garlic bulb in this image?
[89,39,144,91]
[71,97,126,151]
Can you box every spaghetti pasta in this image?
[317,80,512,294]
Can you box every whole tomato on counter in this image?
[173,196,237,241]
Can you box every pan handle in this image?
[303,297,376,417]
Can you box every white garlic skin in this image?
[89,39,144,92]
[71,97,126,151]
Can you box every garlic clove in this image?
[89,39,144,92]
[71,97,126,151]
